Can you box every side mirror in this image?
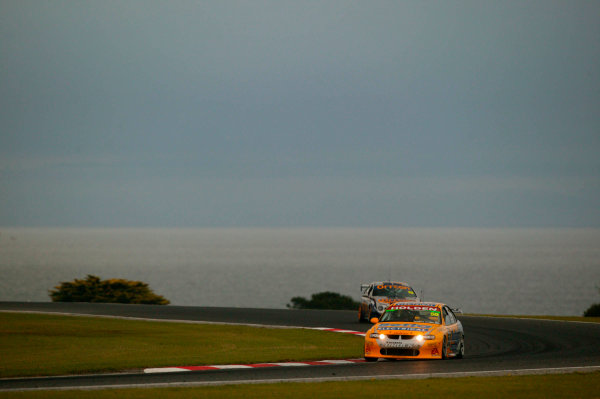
[451,307,463,315]
[370,317,379,324]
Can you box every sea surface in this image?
[0,228,598,316]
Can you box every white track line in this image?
[3,366,600,392]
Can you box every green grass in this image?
[1,372,599,398]
[0,312,362,378]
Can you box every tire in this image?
[358,306,365,323]
[441,337,448,359]
[364,357,378,362]
[455,336,465,359]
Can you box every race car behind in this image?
[358,281,420,322]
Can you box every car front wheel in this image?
[367,305,373,321]
[455,336,465,359]
[441,337,448,359]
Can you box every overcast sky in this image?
[1,0,599,227]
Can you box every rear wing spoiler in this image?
[360,284,369,293]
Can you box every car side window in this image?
[448,308,459,321]
[443,307,456,325]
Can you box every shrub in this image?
[287,291,359,310]
[583,303,600,317]
[583,284,600,317]
[49,275,170,305]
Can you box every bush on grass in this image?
[287,291,359,310]
[49,274,170,305]
[583,284,600,317]
[584,303,600,317]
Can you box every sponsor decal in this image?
[377,323,431,332]
[376,284,409,290]
[377,298,404,304]
[381,341,421,349]
[387,305,439,312]
[431,347,440,355]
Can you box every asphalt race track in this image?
[1,302,600,391]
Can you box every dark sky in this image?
[1,0,599,227]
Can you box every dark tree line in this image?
[49,275,170,305]
[584,285,600,317]
[287,291,359,310]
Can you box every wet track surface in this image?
[1,302,600,390]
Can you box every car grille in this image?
[380,348,420,356]
[385,334,415,340]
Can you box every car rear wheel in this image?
[358,306,365,323]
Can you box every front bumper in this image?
[364,335,443,359]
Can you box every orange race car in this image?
[364,302,464,361]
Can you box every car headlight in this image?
[377,305,385,311]
[415,334,435,341]
[369,333,386,339]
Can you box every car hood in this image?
[374,322,436,334]
[373,297,414,305]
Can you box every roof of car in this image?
[369,281,412,286]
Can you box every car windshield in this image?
[379,305,442,324]
[372,284,417,299]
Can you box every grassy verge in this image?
[2,372,599,398]
[0,312,362,378]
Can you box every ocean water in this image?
[0,228,598,316]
